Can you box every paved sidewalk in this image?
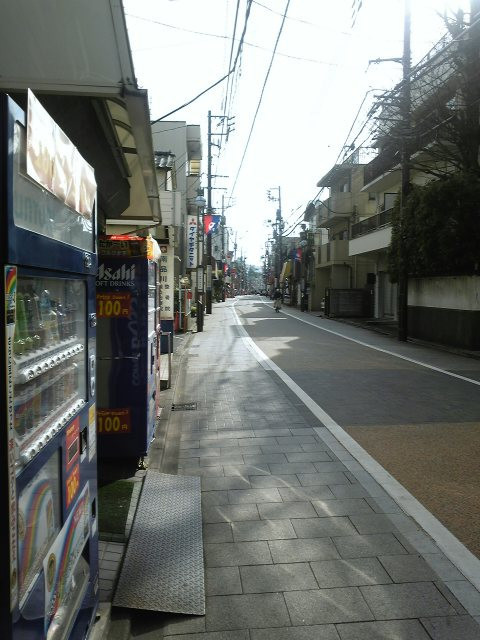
[128,300,480,639]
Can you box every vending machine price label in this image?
[96,292,131,318]
[97,408,131,434]
[65,463,80,509]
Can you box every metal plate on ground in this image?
[113,471,205,615]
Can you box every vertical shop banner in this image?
[43,483,90,636]
[4,266,18,610]
[159,244,174,320]
[187,216,197,269]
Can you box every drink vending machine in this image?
[96,236,159,459]
[0,93,99,639]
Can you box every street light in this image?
[195,194,206,332]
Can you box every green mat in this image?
[98,480,135,540]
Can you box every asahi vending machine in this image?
[96,235,158,459]
[0,93,99,639]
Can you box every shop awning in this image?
[0,0,161,226]
[280,261,292,281]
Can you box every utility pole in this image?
[205,111,234,314]
[398,0,411,341]
[267,186,283,287]
[205,110,213,314]
[221,194,226,302]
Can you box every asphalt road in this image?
[235,296,480,557]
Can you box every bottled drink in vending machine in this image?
[23,292,42,350]
[16,294,34,352]
[39,290,60,343]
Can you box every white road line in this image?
[257,303,480,387]
[232,304,480,596]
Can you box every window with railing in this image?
[351,208,393,239]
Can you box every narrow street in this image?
[235,296,480,559]
[121,296,480,640]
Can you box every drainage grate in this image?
[172,402,197,411]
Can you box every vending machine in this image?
[0,94,99,639]
[96,236,158,459]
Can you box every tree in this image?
[388,172,480,280]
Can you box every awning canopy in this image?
[280,261,292,281]
[0,0,160,227]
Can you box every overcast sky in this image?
[124,0,469,264]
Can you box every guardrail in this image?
[351,208,393,239]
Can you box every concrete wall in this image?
[408,275,480,349]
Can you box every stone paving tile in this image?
[350,514,420,535]
[268,463,318,475]
[202,492,230,507]
[180,447,221,458]
[284,588,373,625]
[261,444,304,453]
[232,519,296,542]
[243,454,288,465]
[420,615,480,639]
[202,455,245,467]
[268,538,340,563]
[258,501,317,520]
[292,517,357,538]
[286,452,333,463]
[236,438,277,447]
[240,562,318,593]
[204,523,234,543]
[249,474,301,488]
[205,541,273,567]
[222,445,263,455]
[444,581,480,615]
[399,531,441,554]
[378,554,438,583]
[223,465,270,477]
[297,472,351,486]
[203,477,251,491]
[336,619,431,639]
[206,593,291,631]
[360,582,457,619]
[333,533,409,558]
[328,484,373,499]
[314,462,351,473]
[179,465,225,477]
[161,614,206,636]
[228,488,283,504]
[164,632,249,640]
[203,504,260,523]
[250,626,340,640]
[421,554,465,581]
[205,567,242,596]
[365,496,404,514]
[310,557,392,588]
[276,436,316,445]
[312,499,375,517]
[254,429,292,437]
[300,442,330,452]
[279,486,336,502]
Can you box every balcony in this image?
[316,193,353,228]
[349,208,393,257]
[351,208,393,239]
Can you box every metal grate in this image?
[172,402,197,411]
[113,472,205,614]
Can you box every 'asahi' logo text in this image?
[97,263,136,287]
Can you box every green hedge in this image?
[388,172,480,281]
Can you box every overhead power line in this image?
[229,0,291,200]
[127,13,337,65]
[150,0,253,123]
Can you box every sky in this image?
[124,0,469,265]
